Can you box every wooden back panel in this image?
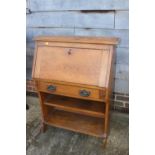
[33,45,110,87]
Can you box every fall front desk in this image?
[32,36,119,146]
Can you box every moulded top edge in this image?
[34,36,119,45]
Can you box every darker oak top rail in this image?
[34,36,120,45]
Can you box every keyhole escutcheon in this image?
[67,49,72,55]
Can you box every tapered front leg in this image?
[38,91,48,133]
[103,96,110,147]
[103,137,108,148]
[41,122,47,133]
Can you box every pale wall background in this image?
[26,0,129,94]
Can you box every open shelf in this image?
[44,95,105,118]
[45,108,105,137]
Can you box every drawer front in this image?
[37,82,105,101]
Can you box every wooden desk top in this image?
[34,36,119,45]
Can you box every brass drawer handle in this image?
[79,90,91,97]
[47,85,56,91]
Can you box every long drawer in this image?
[36,81,106,102]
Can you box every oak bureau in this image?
[32,36,119,147]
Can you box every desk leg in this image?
[41,122,47,133]
[103,99,110,147]
[38,92,48,133]
[103,137,108,148]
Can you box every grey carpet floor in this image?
[26,96,129,155]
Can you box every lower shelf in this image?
[45,108,105,138]
[45,95,105,118]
